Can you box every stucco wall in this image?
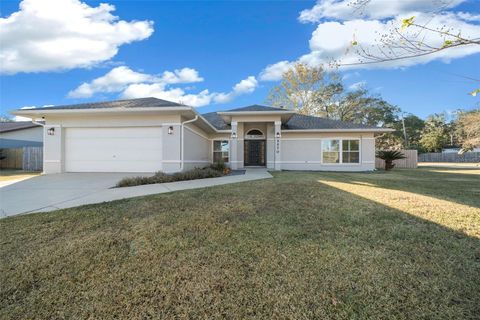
[183,124,211,170]
[280,132,375,171]
[0,126,43,142]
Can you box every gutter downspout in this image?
[31,119,46,174]
[180,115,199,171]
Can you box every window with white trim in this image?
[213,140,229,163]
[322,139,340,163]
[322,139,360,164]
[342,140,360,163]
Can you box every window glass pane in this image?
[342,151,359,163]
[214,140,229,152]
[342,140,359,151]
[214,141,221,152]
[323,151,340,163]
[322,140,340,152]
[349,140,359,151]
[220,141,229,152]
[213,141,229,163]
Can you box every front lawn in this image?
[1,168,479,319]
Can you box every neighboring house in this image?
[12,97,393,174]
[0,121,43,148]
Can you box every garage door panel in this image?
[65,127,163,172]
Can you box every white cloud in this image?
[123,75,258,107]
[213,76,259,103]
[342,71,360,80]
[68,66,202,98]
[69,66,258,107]
[259,61,294,81]
[299,0,466,22]
[0,0,153,74]
[260,8,480,79]
[307,12,480,68]
[348,81,366,90]
[68,66,155,98]
[161,68,203,84]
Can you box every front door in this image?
[244,140,266,166]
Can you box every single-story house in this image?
[12,97,393,174]
[0,121,43,148]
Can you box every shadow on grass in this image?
[1,172,479,319]
[316,167,480,209]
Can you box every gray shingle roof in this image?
[282,114,375,130]
[34,97,184,110]
[226,105,289,112]
[202,112,231,130]
[201,108,378,130]
[0,121,42,133]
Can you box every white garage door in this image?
[65,127,163,172]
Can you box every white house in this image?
[12,97,393,174]
[0,121,43,148]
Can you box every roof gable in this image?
[226,105,289,112]
[0,121,42,133]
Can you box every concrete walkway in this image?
[0,169,272,218]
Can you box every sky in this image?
[1,0,479,120]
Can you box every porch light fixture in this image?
[231,132,237,138]
[276,131,281,138]
[47,127,55,136]
[168,126,174,135]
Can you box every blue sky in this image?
[1,0,479,119]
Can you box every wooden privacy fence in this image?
[375,149,418,169]
[0,147,43,171]
[419,152,480,163]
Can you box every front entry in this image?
[244,140,266,166]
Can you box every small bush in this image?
[116,167,224,188]
[209,161,227,172]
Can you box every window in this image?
[322,139,340,163]
[213,140,229,163]
[322,139,360,164]
[342,140,360,163]
[245,129,265,139]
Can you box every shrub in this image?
[376,150,406,171]
[115,167,224,188]
[209,161,227,172]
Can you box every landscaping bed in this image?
[116,163,231,187]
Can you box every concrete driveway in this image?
[0,169,272,218]
[0,173,146,218]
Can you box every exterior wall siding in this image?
[280,132,375,171]
[183,124,211,171]
[0,126,43,142]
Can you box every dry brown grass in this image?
[0,170,39,182]
[1,167,479,319]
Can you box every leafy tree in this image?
[268,63,399,129]
[455,109,480,151]
[419,114,450,152]
[267,63,343,116]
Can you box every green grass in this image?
[1,168,479,319]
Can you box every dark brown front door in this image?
[244,140,266,166]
